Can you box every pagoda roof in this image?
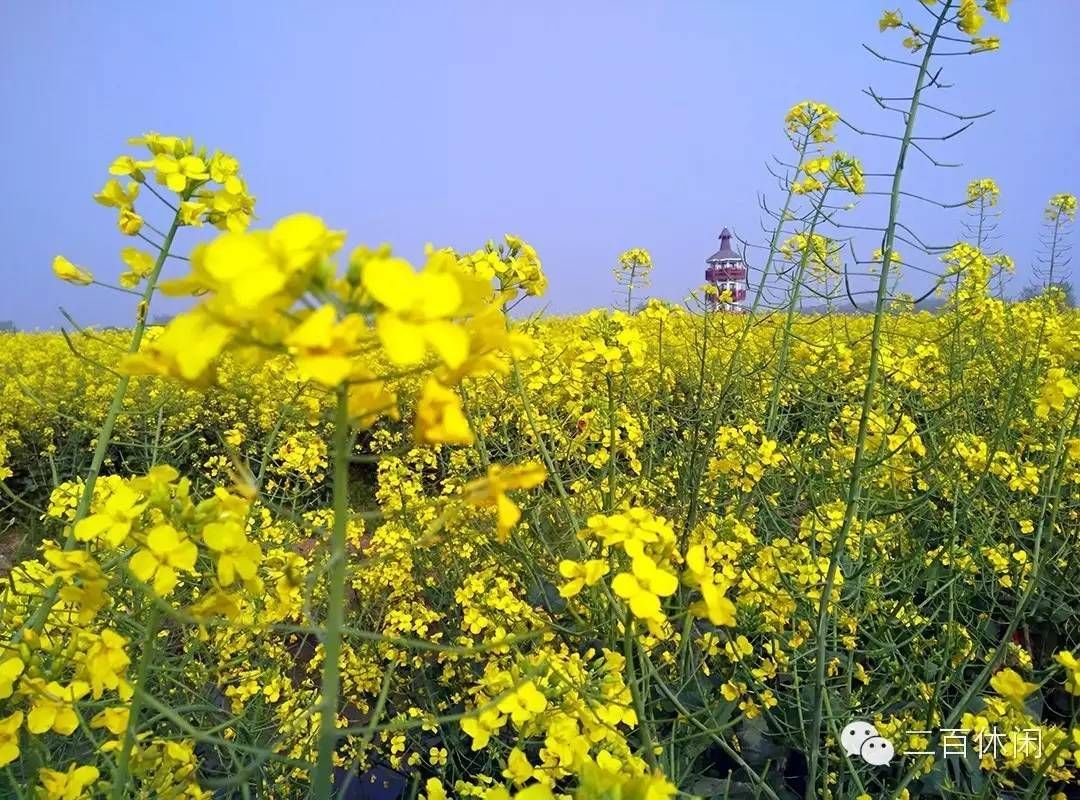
[706,228,742,263]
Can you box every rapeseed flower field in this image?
[1,2,1078,798]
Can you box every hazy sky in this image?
[2,1,1078,329]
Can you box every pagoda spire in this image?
[704,228,747,311]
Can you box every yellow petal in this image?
[611,572,639,600]
[217,556,237,587]
[629,591,662,621]
[297,353,353,387]
[631,555,657,582]
[52,707,80,736]
[129,550,159,583]
[558,578,584,599]
[423,321,470,369]
[416,270,463,317]
[686,545,706,576]
[27,706,56,735]
[558,560,579,579]
[202,233,271,282]
[74,515,110,542]
[202,521,239,552]
[146,524,179,555]
[363,258,419,311]
[649,568,679,597]
[0,741,18,768]
[285,305,337,349]
[495,494,521,539]
[153,566,178,596]
[230,268,287,310]
[173,541,198,573]
[377,315,427,366]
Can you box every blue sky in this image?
[2,1,1078,328]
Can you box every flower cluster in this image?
[785,100,840,144]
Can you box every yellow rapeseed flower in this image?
[1035,368,1077,419]
[557,559,609,598]
[460,708,506,751]
[121,305,234,385]
[84,629,131,699]
[283,305,368,387]
[1047,193,1078,222]
[612,551,678,623]
[496,680,548,725]
[414,379,474,446]
[879,10,903,32]
[36,763,100,800]
[361,252,472,369]
[0,712,23,767]
[1054,651,1080,695]
[24,678,89,735]
[461,461,547,541]
[90,706,130,736]
[52,255,93,286]
[202,520,262,588]
[129,524,198,596]
[989,668,1037,708]
[153,153,209,193]
[118,247,155,288]
[957,0,985,35]
[93,178,138,209]
[503,747,537,786]
[967,178,1000,207]
[73,483,145,547]
[425,778,447,800]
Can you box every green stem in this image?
[606,373,617,511]
[459,384,490,469]
[623,610,658,770]
[511,362,580,532]
[764,190,830,436]
[805,6,951,796]
[1045,213,1061,288]
[5,768,24,800]
[75,213,182,521]
[311,387,352,797]
[111,604,161,799]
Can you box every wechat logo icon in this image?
[841,720,895,766]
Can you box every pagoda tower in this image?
[704,228,748,311]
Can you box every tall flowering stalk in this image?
[963,178,1008,296]
[26,136,255,637]
[806,2,1014,796]
[764,152,864,435]
[1033,192,1077,296]
[613,248,654,313]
